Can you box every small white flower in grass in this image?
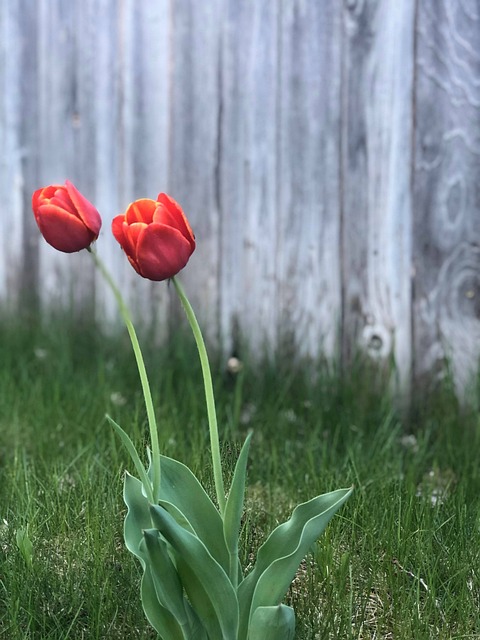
[110,392,127,407]
[400,434,418,452]
[34,347,48,360]
[227,356,243,374]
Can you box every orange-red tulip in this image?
[112,193,195,281]
[32,180,102,253]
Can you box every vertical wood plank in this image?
[110,0,173,338]
[90,0,123,326]
[341,0,416,389]
[132,0,172,340]
[36,0,94,315]
[277,0,343,359]
[0,0,24,308]
[168,0,223,343]
[219,0,280,355]
[113,0,154,328]
[18,0,42,312]
[413,0,480,391]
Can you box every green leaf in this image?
[238,487,353,639]
[123,472,151,564]
[141,564,186,640]
[142,529,190,627]
[248,605,295,640]
[108,415,153,502]
[150,504,239,640]
[156,455,230,573]
[124,476,209,639]
[223,433,252,585]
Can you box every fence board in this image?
[0,0,23,308]
[276,0,343,359]
[168,0,223,343]
[413,0,480,392]
[341,0,415,389]
[112,0,173,335]
[219,0,280,354]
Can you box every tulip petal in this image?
[35,205,95,253]
[112,216,148,274]
[126,255,142,276]
[112,215,126,245]
[156,193,196,251]
[136,224,194,281]
[32,185,61,216]
[65,180,102,235]
[123,222,147,260]
[50,189,78,216]
[125,199,157,225]
[32,187,45,215]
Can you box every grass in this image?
[0,316,479,639]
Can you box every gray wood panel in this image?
[340,0,416,390]
[277,0,343,360]
[413,0,480,392]
[219,0,279,354]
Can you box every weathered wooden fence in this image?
[1,0,480,393]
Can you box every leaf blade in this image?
[238,487,353,639]
[150,503,239,640]
[157,455,230,572]
[248,605,296,640]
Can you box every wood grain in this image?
[413,0,480,390]
[0,0,24,308]
[340,0,416,389]
[1,0,480,393]
[219,0,280,355]
[168,0,223,345]
[276,0,343,360]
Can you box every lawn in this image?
[1,317,479,639]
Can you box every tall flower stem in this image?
[88,248,161,502]
[172,276,226,515]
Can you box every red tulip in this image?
[112,193,195,281]
[32,180,102,253]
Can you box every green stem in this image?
[88,248,161,502]
[172,276,226,514]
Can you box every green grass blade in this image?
[223,433,252,586]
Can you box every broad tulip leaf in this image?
[123,472,152,564]
[141,564,186,640]
[150,504,239,640]
[108,416,153,500]
[223,433,252,585]
[248,605,295,640]
[116,419,229,571]
[238,487,353,639]
[142,529,190,627]
[155,455,230,572]
[184,606,210,640]
[173,552,226,640]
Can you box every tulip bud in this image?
[112,193,195,281]
[32,180,102,253]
